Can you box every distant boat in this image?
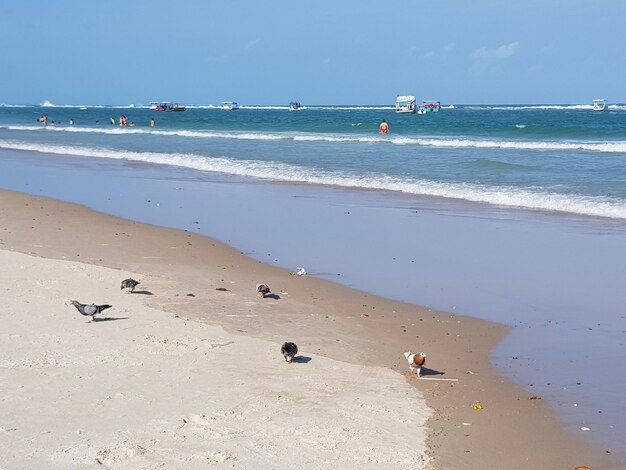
[592,99,607,111]
[221,101,239,111]
[417,101,441,114]
[150,102,187,112]
[289,101,301,111]
[395,95,416,114]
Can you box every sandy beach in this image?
[0,189,619,469]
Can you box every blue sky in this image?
[1,1,624,105]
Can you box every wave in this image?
[1,139,625,220]
[3,124,626,153]
[467,159,535,171]
[463,104,626,111]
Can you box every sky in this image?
[0,0,624,105]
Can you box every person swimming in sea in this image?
[379,119,389,134]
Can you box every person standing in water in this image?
[379,119,389,134]
[150,118,155,127]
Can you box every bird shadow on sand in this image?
[291,356,312,364]
[264,293,281,300]
[132,290,153,296]
[419,367,445,377]
[94,317,130,322]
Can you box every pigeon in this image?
[121,278,140,292]
[281,342,298,363]
[256,283,271,298]
[71,300,112,322]
[404,351,426,377]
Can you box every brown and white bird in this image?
[404,351,426,377]
[256,283,271,298]
[281,342,298,363]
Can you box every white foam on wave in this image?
[3,124,626,153]
[465,104,626,111]
[1,139,625,220]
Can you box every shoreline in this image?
[0,188,618,469]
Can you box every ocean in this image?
[2,103,626,218]
[1,103,625,457]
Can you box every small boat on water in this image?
[150,102,187,112]
[221,101,239,111]
[417,101,441,114]
[395,95,416,114]
[289,101,301,111]
[592,99,607,111]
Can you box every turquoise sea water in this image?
[1,103,626,219]
[1,103,626,458]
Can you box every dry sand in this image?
[0,249,429,469]
[0,189,619,469]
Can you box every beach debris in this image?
[575,467,591,470]
[528,396,541,400]
[461,422,472,426]
[580,427,591,431]
[466,370,476,375]
[256,283,271,298]
[186,293,196,296]
[471,402,483,410]
[281,342,298,363]
[70,300,112,323]
[120,278,140,293]
[290,267,307,276]
[404,351,426,377]
[215,288,229,292]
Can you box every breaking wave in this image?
[1,139,625,220]
[3,125,626,153]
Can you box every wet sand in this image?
[0,189,619,469]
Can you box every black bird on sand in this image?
[121,278,140,292]
[281,342,298,363]
[70,300,112,322]
[256,283,271,298]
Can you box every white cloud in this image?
[245,38,260,50]
[442,42,456,53]
[471,41,520,60]
[417,42,457,60]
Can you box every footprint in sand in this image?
[182,414,212,426]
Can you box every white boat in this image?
[395,95,416,114]
[417,101,442,114]
[221,101,239,111]
[289,101,301,111]
[592,99,607,111]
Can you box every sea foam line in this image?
[1,139,625,220]
[3,125,626,153]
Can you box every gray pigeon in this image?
[121,278,140,292]
[71,300,112,322]
[256,283,271,298]
[281,342,298,363]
